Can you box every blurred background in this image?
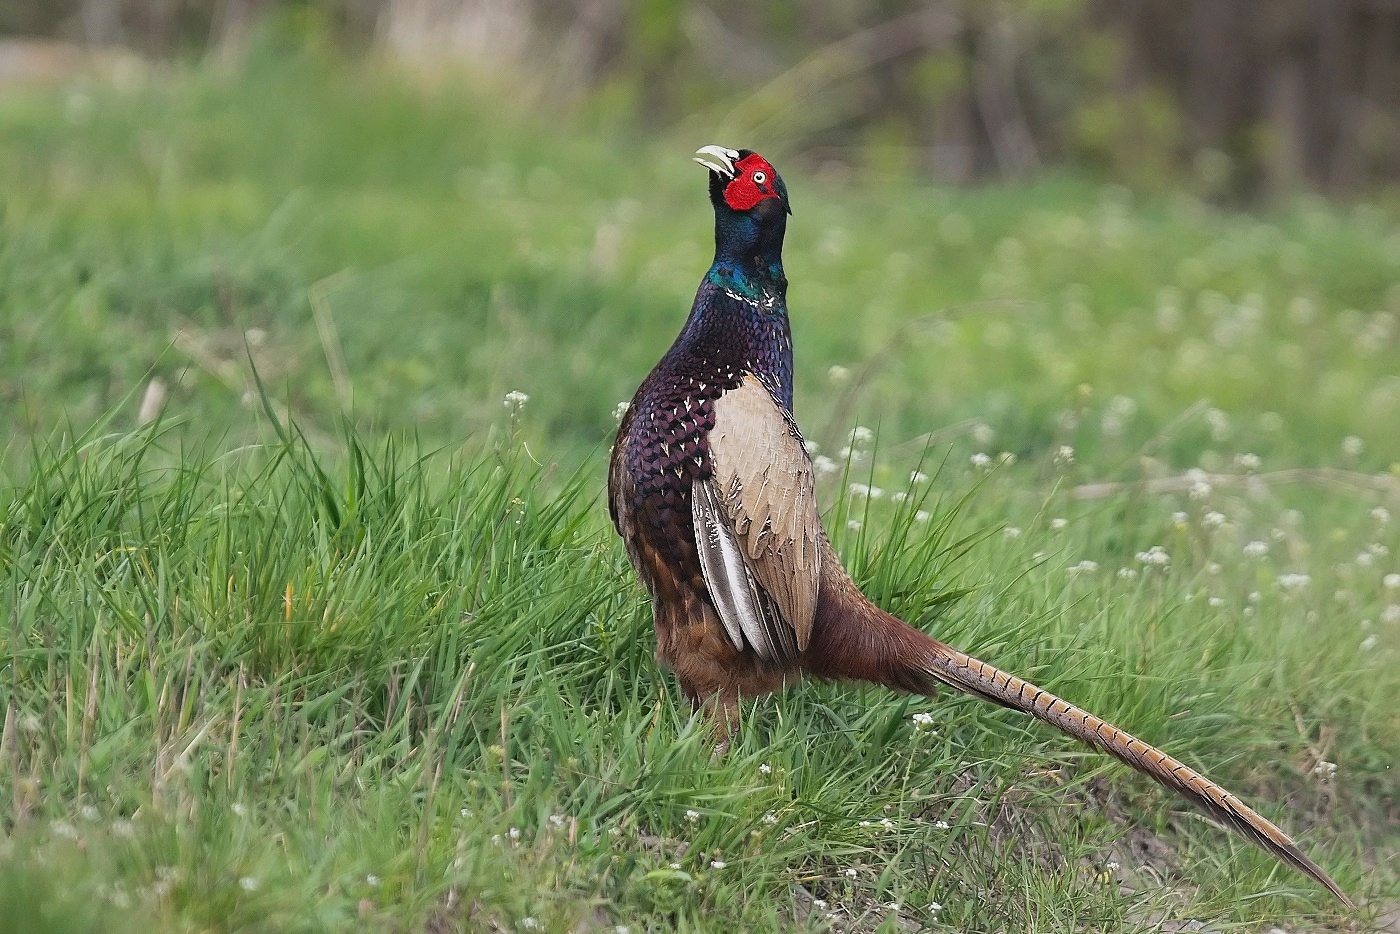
[11,0,1400,196]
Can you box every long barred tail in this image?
[920,641,1354,907]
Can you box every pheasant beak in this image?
[694,145,740,178]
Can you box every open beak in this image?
[694,145,740,178]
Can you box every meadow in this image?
[0,50,1397,931]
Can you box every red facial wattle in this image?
[723,154,780,211]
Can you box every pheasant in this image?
[607,145,1351,906]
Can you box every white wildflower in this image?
[1385,574,1400,590]
[81,805,99,821]
[997,451,1016,466]
[519,918,538,930]
[1342,435,1364,457]
[892,491,908,503]
[685,809,700,823]
[762,812,778,825]
[846,519,862,531]
[1361,635,1379,651]
[914,510,931,523]
[971,422,996,446]
[51,821,79,840]
[710,860,727,869]
[1051,517,1068,531]
[1054,445,1075,466]
[848,483,883,499]
[1172,511,1188,525]
[1373,506,1391,524]
[759,763,772,775]
[1312,760,1337,779]
[1248,591,1262,604]
[1369,542,1390,558]
[508,827,521,840]
[813,899,829,910]
[844,868,858,878]
[239,876,260,892]
[970,452,992,469]
[813,455,839,476]
[232,803,249,817]
[548,814,566,829]
[886,902,901,912]
[1205,407,1231,441]
[1243,540,1269,558]
[1203,511,1226,528]
[503,390,529,411]
[1106,861,1121,871]
[911,712,936,731]
[1235,452,1262,471]
[1356,551,1376,567]
[929,901,943,912]
[1136,546,1170,567]
[1117,567,1139,580]
[933,820,950,830]
[1383,605,1400,624]
[1277,573,1310,590]
[613,401,630,422]
[1067,560,1099,576]
[1004,527,1022,539]
[848,426,874,447]
[366,874,380,886]
[828,365,852,384]
[1209,597,1225,607]
[910,470,930,484]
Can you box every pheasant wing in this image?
[692,375,821,663]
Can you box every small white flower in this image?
[997,451,1017,466]
[933,820,950,830]
[1205,561,1222,574]
[613,401,630,422]
[1361,635,1379,651]
[892,491,908,503]
[1208,597,1225,607]
[885,902,901,911]
[232,803,249,817]
[759,763,772,775]
[844,867,858,878]
[970,452,992,469]
[828,365,852,384]
[911,712,936,731]
[858,820,872,827]
[1248,591,1261,604]
[1277,573,1310,590]
[1051,517,1068,531]
[1106,860,1121,871]
[548,814,566,829]
[971,423,996,446]
[848,483,883,499]
[1203,511,1226,528]
[813,898,829,910]
[914,510,931,523]
[239,876,260,892]
[710,860,727,869]
[846,519,862,531]
[1067,560,1099,576]
[1312,760,1337,779]
[503,390,530,411]
[1117,567,1139,580]
[1171,511,1188,525]
[366,874,380,886]
[813,455,839,476]
[1383,604,1400,624]
[1369,542,1391,558]
[1373,506,1391,524]
[1342,435,1364,457]
[762,812,778,825]
[910,470,929,484]
[81,805,99,821]
[51,821,79,840]
[508,827,521,840]
[929,901,943,912]
[519,918,539,930]
[1243,540,1269,558]
[1234,453,1261,471]
[1004,526,1022,539]
[1357,551,1376,567]
[848,425,874,446]
[616,927,631,934]
[669,863,680,870]
[1135,546,1170,567]
[1054,445,1075,466]
[685,809,700,823]
[1384,574,1400,590]
[879,817,895,830]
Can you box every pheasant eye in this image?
[752,171,767,184]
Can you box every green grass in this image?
[0,51,1397,931]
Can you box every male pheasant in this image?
[608,145,1351,906]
